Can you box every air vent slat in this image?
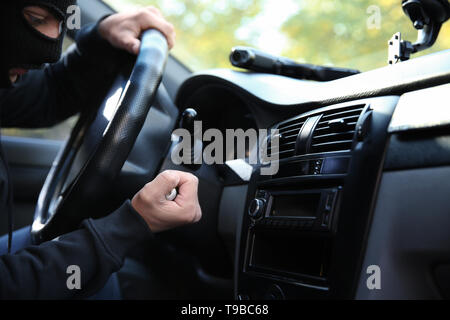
[311,140,354,148]
[321,108,364,120]
[283,133,299,140]
[271,117,307,160]
[312,131,355,144]
[316,114,360,127]
[279,127,303,136]
[309,105,365,154]
[278,121,305,132]
[310,140,354,153]
[268,140,296,151]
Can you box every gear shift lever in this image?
[180,108,197,134]
[165,109,198,202]
[175,108,202,171]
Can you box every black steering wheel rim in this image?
[31,29,169,244]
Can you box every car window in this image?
[1,37,78,141]
[103,0,450,72]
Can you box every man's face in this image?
[9,5,61,83]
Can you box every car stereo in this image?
[248,188,340,232]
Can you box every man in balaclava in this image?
[0,1,76,88]
[0,1,201,299]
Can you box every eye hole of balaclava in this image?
[22,5,63,39]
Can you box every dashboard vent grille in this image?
[270,117,306,160]
[310,104,365,154]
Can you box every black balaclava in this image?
[0,0,77,88]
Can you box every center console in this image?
[235,96,398,299]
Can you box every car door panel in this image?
[1,136,61,234]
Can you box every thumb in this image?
[131,39,141,55]
[125,38,141,55]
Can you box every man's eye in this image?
[25,13,46,26]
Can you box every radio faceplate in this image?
[249,188,341,232]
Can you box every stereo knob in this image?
[248,198,266,219]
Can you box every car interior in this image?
[2,0,450,300]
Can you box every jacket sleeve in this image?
[0,200,153,299]
[0,21,127,128]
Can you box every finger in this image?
[167,24,176,49]
[146,6,163,18]
[148,170,181,198]
[114,28,141,55]
[194,205,202,223]
[137,10,176,49]
[175,172,199,202]
[128,38,141,55]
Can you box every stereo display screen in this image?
[271,193,321,218]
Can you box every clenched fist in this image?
[131,171,202,233]
[98,6,176,55]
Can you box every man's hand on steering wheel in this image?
[98,8,201,233]
[98,6,176,55]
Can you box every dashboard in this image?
[167,49,450,299]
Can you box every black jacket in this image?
[0,22,153,299]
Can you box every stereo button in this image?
[248,198,266,219]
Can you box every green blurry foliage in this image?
[105,0,450,72]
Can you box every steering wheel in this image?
[31,30,169,244]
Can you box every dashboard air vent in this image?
[310,104,365,154]
[270,116,306,160]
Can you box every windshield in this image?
[103,0,450,72]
